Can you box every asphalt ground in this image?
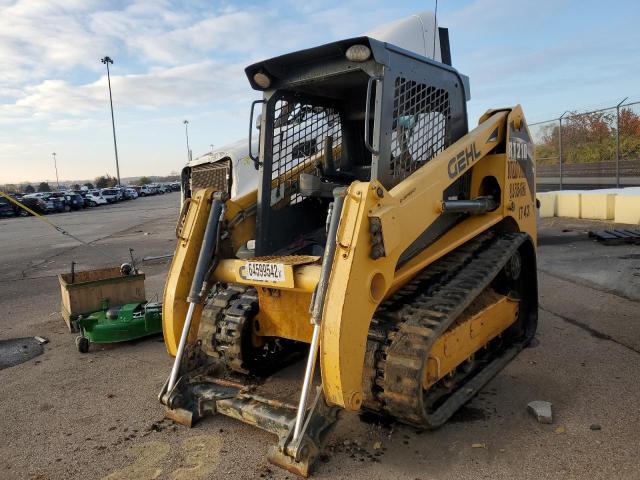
[0,195,639,479]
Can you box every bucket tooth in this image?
[267,447,315,478]
[165,407,195,427]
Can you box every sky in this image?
[1,0,639,185]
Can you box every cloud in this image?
[0,0,408,126]
[2,59,251,125]
[128,10,265,64]
[0,1,405,182]
[3,0,636,184]
[0,0,112,86]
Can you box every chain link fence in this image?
[531,100,640,191]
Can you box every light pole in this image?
[183,120,191,162]
[558,111,568,191]
[52,152,60,191]
[615,97,628,188]
[101,56,121,187]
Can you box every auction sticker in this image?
[243,262,286,283]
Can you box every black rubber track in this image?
[363,232,535,429]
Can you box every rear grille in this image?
[390,77,451,180]
[270,100,342,207]
[190,159,231,194]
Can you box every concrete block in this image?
[556,192,581,218]
[536,192,556,218]
[580,193,616,220]
[614,195,640,225]
[527,400,553,424]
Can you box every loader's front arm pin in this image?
[292,187,346,443]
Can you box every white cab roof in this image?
[365,11,441,61]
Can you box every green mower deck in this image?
[75,302,162,353]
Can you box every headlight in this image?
[253,71,271,89]
[345,44,371,62]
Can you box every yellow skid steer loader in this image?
[159,12,538,476]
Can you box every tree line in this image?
[534,107,640,165]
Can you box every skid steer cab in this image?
[160,19,538,478]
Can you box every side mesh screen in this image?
[270,99,342,207]
[390,77,451,180]
[190,159,231,195]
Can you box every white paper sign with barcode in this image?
[244,262,286,283]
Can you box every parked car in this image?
[86,192,107,206]
[139,185,154,196]
[64,193,84,210]
[125,188,138,199]
[72,190,91,208]
[0,196,17,217]
[17,196,47,215]
[100,189,119,203]
[43,195,65,213]
[55,197,67,212]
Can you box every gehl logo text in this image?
[448,143,481,179]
